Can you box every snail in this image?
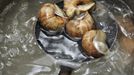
[38,3,67,31]
[65,12,94,39]
[82,30,109,58]
[64,0,95,18]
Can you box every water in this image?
[0,0,134,75]
[0,0,60,75]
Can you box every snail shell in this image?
[66,12,94,38]
[38,3,67,31]
[82,30,109,58]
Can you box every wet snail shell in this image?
[65,12,94,39]
[82,30,109,58]
[38,3,67,32]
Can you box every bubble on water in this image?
[5,34,10,39]
[8,48,20,57]
[114,7,122,12]
[107,67,112,72]
[6,61,12,67]
[5,32,22,45]
[22,45,28,52]
[33,42,37,45]
[25,33,34,43]
[0,62,4,70]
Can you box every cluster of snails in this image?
[38,0,109,58]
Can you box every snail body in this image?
[64,0,95,18]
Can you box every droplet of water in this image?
[22,45,28,52]
[8,48,20,57]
